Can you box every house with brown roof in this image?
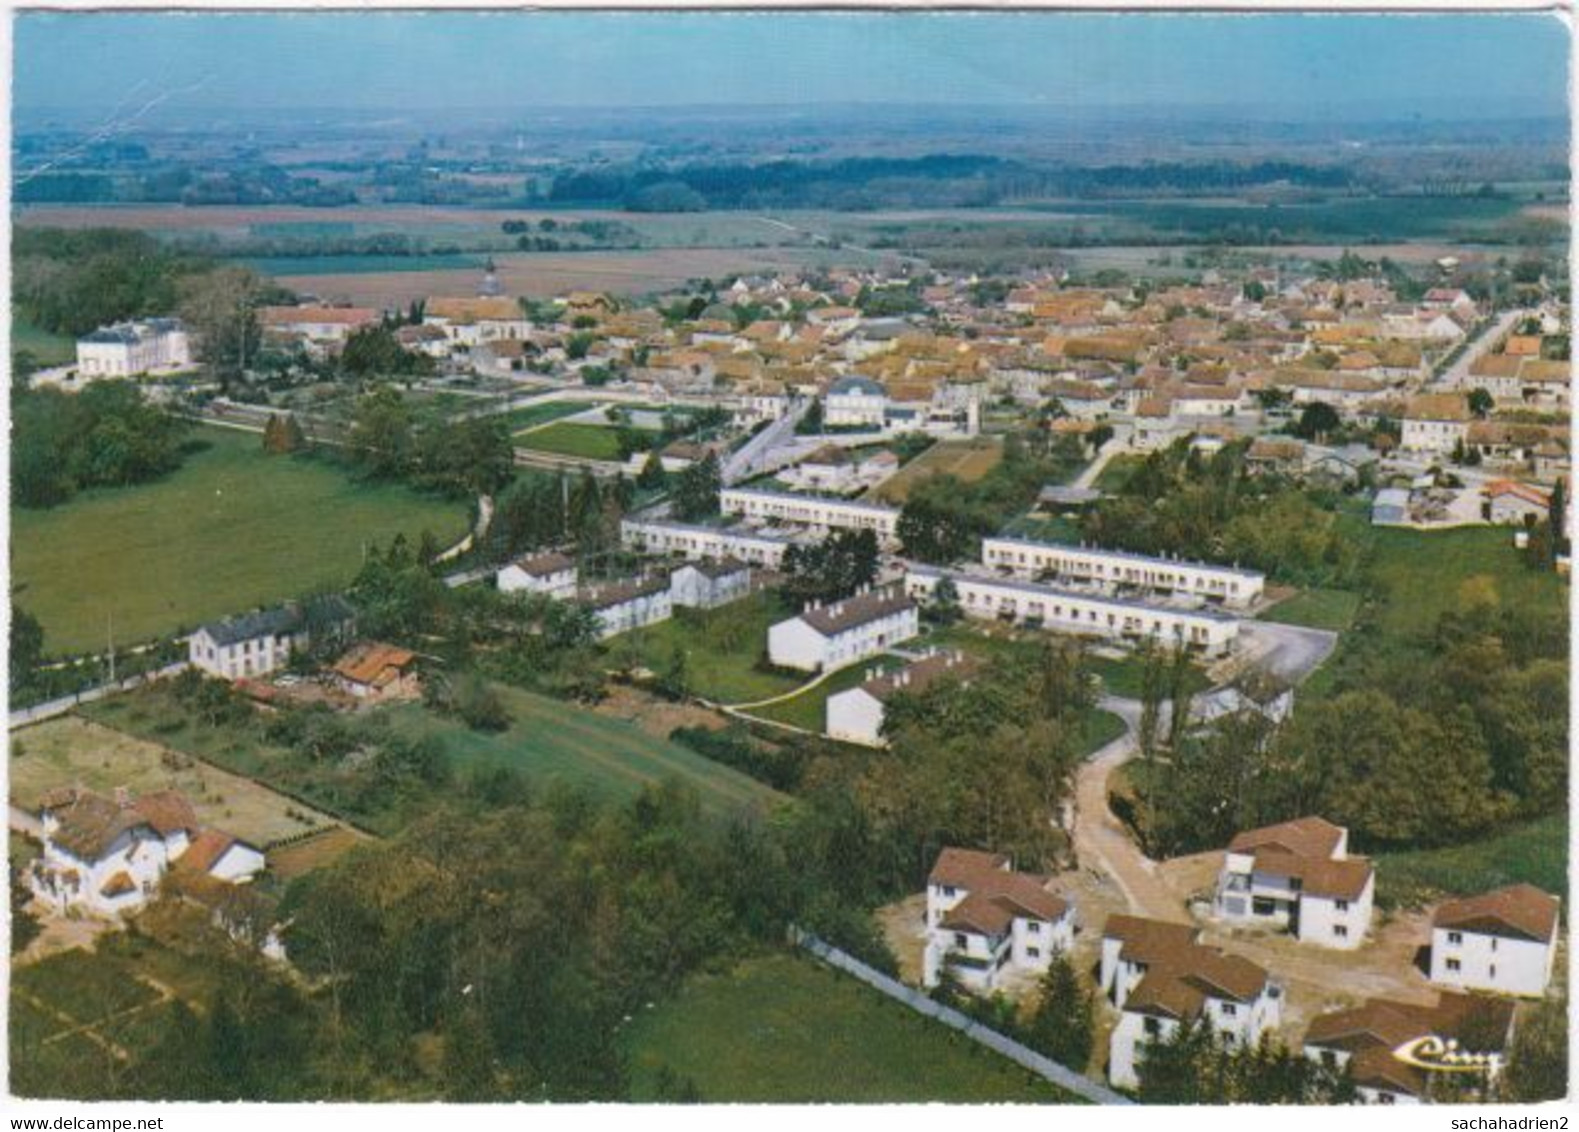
[767,587,920,672]
[1303,992,1515,1104]
[1101,914,1282,1089]
[28,787,261,917]
[331,642,421,702]
[579,575,673,640]
[1214,817,1375,949]
[922,847,1074,993]
[1429,884,1560,997]
[825,650,976,747]
[1401,394,1473,458]
[667,558,751,611]
[497,550,578,600]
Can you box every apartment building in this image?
[981,536,1266,608]
[1214,817,1375,950]
[721,486,901,540]
[767,588,919,672]
[621,516,797,570]
[824,650,975,746]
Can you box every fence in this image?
[9,662,191,729]
[788,925,1130,1105]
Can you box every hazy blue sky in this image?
[14,10,1570,121]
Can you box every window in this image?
[1026,947,1041,959]
[954,933,969,949]
[1252,897,1276,917]
[1377,1093,1395,1106]
[1288,877,1303,892]
[1220,1002,1237,1017]
[1491,938,1498,952]
[1447,931,1463,946]
[1446,958,1461,972]
[1143,1017,1161,1037]
[1334,925,1349,939]
[942,886,956,898]
[1026,921,1040,933]
[1335,899,1349,912]
[1490,965,1497,980]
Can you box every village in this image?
[10,232,1570,1106]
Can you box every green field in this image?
[1375,813,1568,909]
[380,684,785,816]
[501,400,598,433]
[1261,587,1363,632]
[11,312,77,366]
[12,426,467,654]
[239,253,483,275]
[1093,455,1146,493]
[622,953,1075,1103]
[620,590,807,705]
[515,420,626,461]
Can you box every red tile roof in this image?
[1433,884,1560,943]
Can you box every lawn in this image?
[619,590,807,706]
[375,683,786,818]
[12,311,77,366]
[12,425,468,654]
[501,399,598,433]
[9,714,352,848]
[746,654,906,733]
[622,952,1075,1103]
[514,420,627,461]
[1374,813,1568,910]
[1086,654,1212,700]
[1261,587,1362,632]
[1093,454,1146,493]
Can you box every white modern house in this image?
[497,551,579,600]
[721,487,901,541]
[668,559,751,610]
[1101,914,1282,1090]
[981,537,1266,609]
[1214,817,1375,950]
[905,566,1241,658]
[922,847,1074,993]
[28,787,263,917]
[767,588,919,672]
[1429,884,1560,997]
[1303,993,1516,1105]
[823,374,889,428]
[580,576,673,640]
[188,596,356,681]
[620,516,796,570]
[825,650,974,746]
[75,318,191,378]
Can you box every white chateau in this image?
[75,318,191,378]
[1428,884,1560,998]
[1214,817,1375,950]
[922,848,1074,993]
[981,536,1266,609]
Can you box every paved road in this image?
[1433,307,1526,389]
[1070,427,1131,490]
[1230,621,1340,685]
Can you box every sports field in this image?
[514,421,627,461]
[871,437,1002,503]
[12,425,467,654]
[623,953,1075,1103]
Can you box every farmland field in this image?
[870,437,1003,503]
[514,420,626,461]
[9,715,355,848]
[11,425,467,653]
[241,253,483,276]
[622,952,1075,1103]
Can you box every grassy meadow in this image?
[12,426,467,653]
[618,589,807,706]
[622,953,1075,1103]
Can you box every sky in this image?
[13,10,1571,123]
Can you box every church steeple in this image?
[478,257,503,297]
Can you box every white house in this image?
[825,650,975,746]
[580,576,673,640]
[981,537,1266,609]
[28,787,262,917]
[178,829,268,885]
[721,486,901,541]
[188,596,356,681]
[621,516,796,570]
[922,847,1074,993]
[1400,394,1473,457]
[767,588,919,672]
[668,559,751,610]
[1429,884,1560,997]
[823,375,888,428]
[1303,993,1515,1105]
[423,297,530,348]
[259,305,380,348]
[497,551,579,600]
[905,566,1241,658]
[75,318,191,378]
[1101,914,1282,1090]
[1213,817,1375,950]
[1483,481,1551,526]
